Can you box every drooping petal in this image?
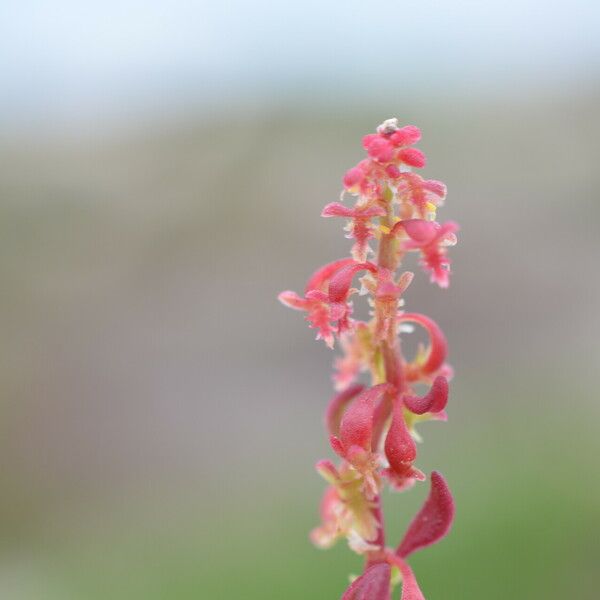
[325,384,365,437]
[341,562,391,600]
[415,221,459,288]
[339,383,390,454]
[384,400,417,475]
[397,471,455,558]
[404,376,449,415]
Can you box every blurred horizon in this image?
[2,0,600,133]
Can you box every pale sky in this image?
[1,0,599,126]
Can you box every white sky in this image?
[1,0,599,125]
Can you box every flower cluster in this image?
[279,118,458,599]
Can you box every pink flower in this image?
[333,324,372,391]
[396,173,447,218]
[279,119,460,597]
[312,460,381,550]
[362,125,425,168]
[330,384,391,492]
[393,219,458,288]
[322,202,386,262]
[278,259,376,347]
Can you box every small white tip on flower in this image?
[347,531,381,555]
[376,118,399,135]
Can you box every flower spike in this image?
[279,119,459,597]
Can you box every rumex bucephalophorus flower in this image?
[279,118,457,599]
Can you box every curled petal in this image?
[326,384,365,437]
[398,313,448,380]
[305,258,355,293]
[339,383,390,454]
[397,471,455,558]
[341,562,391,600]
[328,262,377,303]
[385,400,417,474]
[404,376,449,415]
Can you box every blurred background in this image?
[1,1,599,598]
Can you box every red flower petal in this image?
[325,384,365,437]
[328,262,377,303]
[397,471,455,558]
[339,384,390,454]
[322,202,386,219]
[365,137,395,162]
[304,258,355,294]
[397,559,425,600]
[277,290,308,310]
[395,219,439,244]
[384,400,417,474]
[341,562,391,600]
[343,166,366,189]
[389,125,422,147]
[404,376,449,415]
[398,148,426,168]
